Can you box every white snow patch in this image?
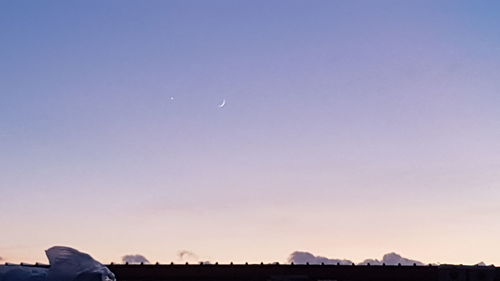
[0,247,115,281]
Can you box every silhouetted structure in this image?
[107,264,499,281]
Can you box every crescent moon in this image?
[218,99,226,108]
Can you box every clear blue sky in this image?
[1,0,500,264]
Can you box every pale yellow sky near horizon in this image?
[2,203,499,266]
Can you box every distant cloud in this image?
[288,251,424,265]
[288,251,353,265]
[474,262,495,266]
[177,250,198,262]
[0,256,3,261]
[358,252,424,265]
[121,254,150,264]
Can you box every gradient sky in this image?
[1,0,500,265]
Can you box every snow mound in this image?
[0,247,115,281]
[45,247,115,281]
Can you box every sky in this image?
[1,0,500,265]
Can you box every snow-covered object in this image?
[0,247,115,281]
[45,247,115,281]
